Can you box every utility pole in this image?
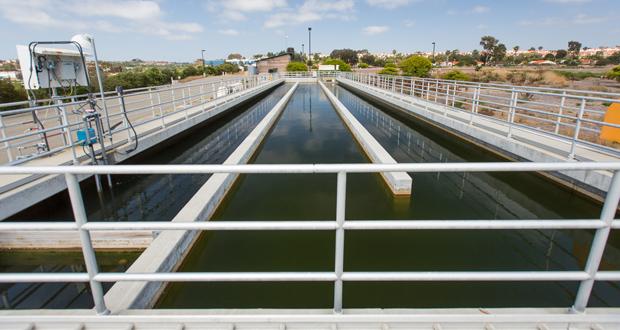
[308,27,312,65]
[432,42,436,64]
[201,49,206,77]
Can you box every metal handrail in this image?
[338,72,620,160]
[0,162,618,315]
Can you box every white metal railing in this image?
[339,72,620,160]
[0,162,619,315]
[0,74,278,165]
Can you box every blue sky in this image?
[0,0,618,62]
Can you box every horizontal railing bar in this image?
[2,220,614,232]
[0,273,89,283]
[2,271,605,284]
[94,272,337,282]
[1,162,619,174]
[341,271,589,281]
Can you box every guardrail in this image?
[0,162,618,315]
[339,72,620,160]
[0,74,277,165]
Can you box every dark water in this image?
[158,83,619,309]
[1,84,292,309]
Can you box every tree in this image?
[544,53,556,61]
[217,63,240,73]
[513,46,520,54]
[480,36,499,53]
[358,63,369,69]
[568,41,582,56]
[555,49,568,59]
[323,58,352,71]
[252,54,264,59]
[329,49,358,64]
[399,55,432,77]
[360,54,377,66]
[0,79,27,105]
[227,53,243,60]
[479,36,505,65]
[538,46,543,51]
[286,62,308,72]
[379,62,399,75]
[181,65,199,78]
[608,52,620,65]
[492,43,507,63]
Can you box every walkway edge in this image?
[319,81,412,195]
[104,83,299,313]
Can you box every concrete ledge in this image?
[0,80,283,220]
[319,81,412,195]
[103,83,299,313]
[338,78,613,196]
[0,230,152,250]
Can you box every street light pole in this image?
[201,49,206,77]
[308,27,312,65]
[432,42,436,64]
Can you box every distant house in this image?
[0,71,18,80]
[256,53,292,74]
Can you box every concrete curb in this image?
[319,81,412,195]
[104,82,299,313]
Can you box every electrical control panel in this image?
[16,45,89,90]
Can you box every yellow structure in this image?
[600,103,620,143]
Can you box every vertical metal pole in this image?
[333,171,346,313]
[569,98,586,160]
[60,106,78,165]
[116,87,132,143]
[572,171,620,312]
[91,39,112,144]
[555,91,567,135]
[0,115,12,162]
[434,79,439,102]
[507,88,517,137]
[65,173,109,315]
[148,87,155,118]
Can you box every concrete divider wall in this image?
[319,81,412,195]
[104,83,299,313]
[0,80,283,220]
[337,78,612,197]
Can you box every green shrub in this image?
[399,55,432,77]
[286,62,308,72]
[607,65,620,82]
[441,70,470,81]
[554,70,599,81]
[323,58,351,71]
[358,62,369,69]
[379,62,399,75]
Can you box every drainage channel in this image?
[0,84,293,309]
[157,83,619,309]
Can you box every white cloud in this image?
[471,5,490,14]
[366,0,417,9]
[0,0,203,40]
[207,0,287,21]
[519,13,607,26]
[218,28,240,36]
[264,0,354,28]
[363,25,389,35]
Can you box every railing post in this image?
[148,87,156,118]
[569,98,586,160]
[434,79,439,102]
[333,171,346,313]
[555,91,567,134]
[0,115,13,162]
[572,170,620,312]
[60,105,78,165]
[65,173,109,315]
[507,88,517,138]
[116,87,132,143]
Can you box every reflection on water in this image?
[159,83,619,309]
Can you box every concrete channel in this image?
[2,79,613,313]
[103,83,299,312]
[337,77,613,199]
